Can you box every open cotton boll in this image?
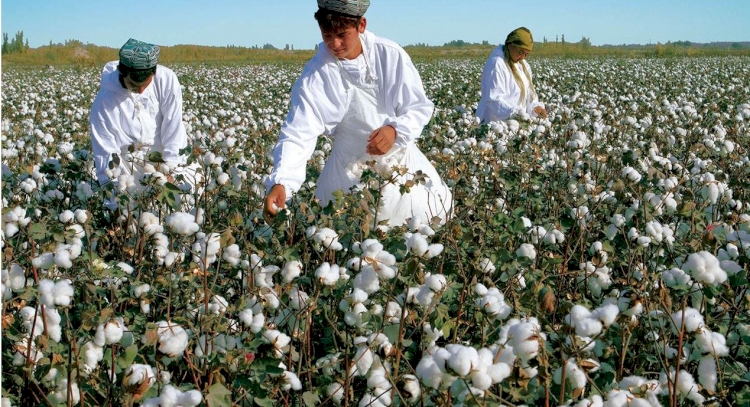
[509,325,542,364]
[446,344,479,377]
[670,369,705,405]
[515,243,536,260]
[32,252,55,270]
[681,251,727,286]
[58,210,75,223]
[81,341,104,375]
[670,307,704,333]
[406,233,429,256]
[165,212,200,236]
[222,244,241,266]
[353,268,380,294]
[694,329,729,356]
[73,209,88,224]
[94,317,125,347]
[415,355,445,390]
[153,321,189,357]
[593,303,619,327]
[478,258,496,274]
[122,363,156,393]
[662,268,693,289]
[6,263,27,291]
[698,355,718,392]
[281,260,303,283]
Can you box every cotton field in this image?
[1,56,749,406]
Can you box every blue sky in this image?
[2,0,749,50]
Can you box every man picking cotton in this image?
[89,38,189,204]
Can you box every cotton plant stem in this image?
[671,294,690,407]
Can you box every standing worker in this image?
[264,0,452,226]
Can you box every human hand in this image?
[367,125,396,155]
[534,106,548,119]
[263,184,286,224]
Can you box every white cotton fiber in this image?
[671,307,704,333]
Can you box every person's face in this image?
[321,17,366,60]
[509,45,531,63]
[123,73,154,94]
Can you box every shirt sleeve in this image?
[481,56,522,122]
[381,49,434,148]
[156,70,188,165]
[524,61,545,116]
[265,67,343,196]
[89,95,122,185]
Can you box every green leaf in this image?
[28,222,47,240]
[254,397,275,407]
[117,345,139,369]
[148,151,165,163]
[206,383,233,407]
[302,391,320,407]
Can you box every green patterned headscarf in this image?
[317,0,370,16]
[505,27,534,52]
[119,38,160,70]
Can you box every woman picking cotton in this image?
[476,27,548,123]
[263,0,452,227]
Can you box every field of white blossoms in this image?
[2,56,749,407]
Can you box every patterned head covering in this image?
[317,0,370,16]
[505,27,534,52]
[119,38,160,70]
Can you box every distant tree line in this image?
[2,31,30,54]
[2,30,749,67]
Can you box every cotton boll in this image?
[177,389,203,407]
[415,355,444,389]
[662,268,693,289]
[682,251,727,286]
[58,210,75,224]
[122,364,156,394]
[515,243,536,260]
[698,355,718,392]
[281,260,303,282]
[694,329,729,356]
[154,321,189,357]
[406,233,429,257]
[479,258,496,274]
[32,252,55,270]
[446,344,478,377]
[425,243,444,259]
[281,371,303,391]
[671,307,704,333]
[250,313,265,334]
[593,303,619,327]
[353,268,380,294]
[165,212,200,236]
[94,317,125,346]
[327,382,345,404]
[508,321,543,363]
[673,370,705,405]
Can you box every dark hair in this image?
[314,8,362,32]
[117,62,157,83]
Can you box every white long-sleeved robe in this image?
[476,45,545,123]
[89,61,187,185]
[265,30,435,197]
